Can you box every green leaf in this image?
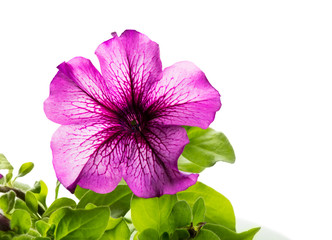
[195,229,220,240]
[12,181,31,191]
[0,195,8,212]
[85,203,97,210]
[169,200,192,229]
[105,217,122,230]
[25,191,38,214]
[17,162,34,178]
[30,180,48,208]
[171,229,190,240]
[27,228,41,237]
[138,228,159,240]
[14,198,30,212]
[35,220,51,237]
[0,190,15,213]
[177,155,206,173]
[42,197,76,217]
[177,182,235,231]
[49,206,110,240]
[12,235,34,240]
[77,184,132,218]
[178,127,235,173]
[5,172,13,183]
[0,154,13,171]
[10,209,32,234]
[131,194,177,235]
[203,223,260,240]
[99,219,130,240]
[74,185,88,200]
[192,197,206,226]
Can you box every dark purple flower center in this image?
[117,104,149,133]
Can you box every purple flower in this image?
[44,30,221,198]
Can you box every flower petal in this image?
[44,57,117,125]
[148,61,221,129]
[122,125,198,198]
[95,30,162,106]
[51,121,123,193]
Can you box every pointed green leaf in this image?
[25,191,38,214]
[192,197,206,226]
[14,198,30,212]
[10,209,32,234]
[77,184,132,218]
[17,162,34,178]
[105,217,123,230]
[195,229,220,240]
[177,182,235,231]
[131,194,177,235]
[30,180,48,208]
[35,220,51,237]
[138,228,159,240]
[178,127,235,173]
[203,223,260,240]
[0,194,9,212]
[169,200,192,229]
[0,154,13,171]
[0,190,15,213]
[99,219,130,240]
[6,190,15,213]
[42,197,76,217]
[5,172,13,183]
[49,206,110,240]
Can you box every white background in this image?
[0,1,331,239]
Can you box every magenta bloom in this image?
[44,30,221,198]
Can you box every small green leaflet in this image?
[177,181,236,231]
[168,200,192,229]
[192,197,206,226]
[0,154,13,171]
[17,162,34,178]
[203,223,261,240]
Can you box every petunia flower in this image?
[44,30,221,198]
